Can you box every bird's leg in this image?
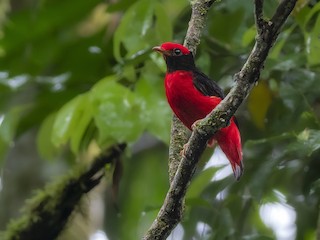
[207,138,216,148]
[179,120,203,156]
[180,143,189,156]
[191,119,201,131]
[178,120,203,156]
[192,119,217,148]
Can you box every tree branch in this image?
[167,0,217,184]
[3,144,126,240]
[184,0,216,54]
[254,0,265,32]
[144,0,297,239]
[168,116,189,183]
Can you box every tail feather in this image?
[214,117,243,180]
[231,160,244,181]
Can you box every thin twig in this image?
[254,0,265,32]
[184,0,216,55]
[271,0,298,36]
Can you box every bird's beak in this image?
[152,46,170,56]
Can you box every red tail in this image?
[212,117,243,180]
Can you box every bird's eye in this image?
[173,48,182,56]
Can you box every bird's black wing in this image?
[192,68,225,98]
[192,68,240,129]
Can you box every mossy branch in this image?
[2,144,126,240]
[143,0,297,239]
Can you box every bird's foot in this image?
[191,119,202,131]
[207,138,216,148]
[180,143,189,156]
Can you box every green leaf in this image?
[0,110,19,143]
[299,2,320,66]
[303,1,320,27]
[70,96,93,154]
[287,129,320,156]
[242,25,256,47]
[90,79,147,145]
[187,167,221,200]
[1,0,102,55]
[37,113,58,160]
[185,197,211,208]
[0,107,22,165]
[113,0,155,62]
[209,8,245,46]
[118,146,168,240]
[135,61,171,143]
[146,100,171,143]
[107,0,133,12]
[245,132,294,147]
[154,2,173,42]
[304,13,320,66]
[113,0,172,63]
[269,25,296,59]
[0,0,9,26]
[52,93,92,153]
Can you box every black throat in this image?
[164,52,225,99]
[165,53,196,73]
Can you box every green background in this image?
[1,0,320,239]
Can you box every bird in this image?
[153,42,243,180]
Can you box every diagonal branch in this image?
[144,0,297,239]
[3,144,126,240]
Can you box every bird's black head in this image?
[152,42,195,73]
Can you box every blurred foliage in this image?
[0,0,320,239]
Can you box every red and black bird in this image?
[153,42,243,180]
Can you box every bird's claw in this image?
[191,119,202,131]
[180,143,189,156]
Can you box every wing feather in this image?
[193,69,240,129]
[192,69,224,98]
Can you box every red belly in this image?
[165,71,221,129]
